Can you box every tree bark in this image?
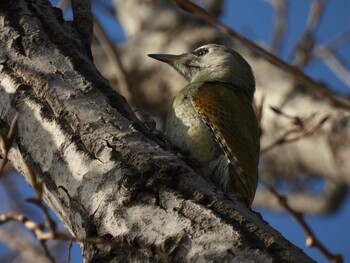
[0,0,316,262]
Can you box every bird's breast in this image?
[165,88,221,163]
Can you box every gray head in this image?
[148,44,255,97]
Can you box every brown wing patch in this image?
[192,83,260,204]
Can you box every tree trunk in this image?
[0,0,314,262]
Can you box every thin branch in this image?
[2,171,41,219]
[307,0,326,30]
[260,128,297,154]
[313,45,350,88]
[292,0,326,67]
[266,0,287,55]
[255,180,348,215]
[324,28,350,50]
[57,0,70,10]
[260,180,343,263]
[26,160,44,199]
[170,0,350,110]
[199,0,223,17]
[0,212,131,250]
[93,18,132,101]
[0,112,19,174]
[27,198,57,233]
[269,106,305,127]
[66,240,73,263]
[253,93,265,138]
[40,240,55,263]
[0,228,52,263]
[0,213,55,262]
[261,107,329,154]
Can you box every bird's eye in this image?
[193,48,208,57]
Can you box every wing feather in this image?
[191,83,260,204]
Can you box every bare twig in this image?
[0,212,131,250]
[170,0,350,110]
[0,228,52,263]
[198,0,223,17]
[253,93,265,138]
[292,0,326,67]
[269,105,305,127]
[26,161,43,199]
[255,94,265,125]
[40,240,55,263]
[260,127,297,154]
[324,28,350,50]
[255,181,348,215]
[60,2,132,101]
[261,107,329,154]
[0,112,19,174]
[313,45,350,88]
[66,240,73,263]
[266,0,287,55]
[57,0,70,10]
[0,213,55,262]
[93,18,132,101]
[2,171,40,219]
[260,180,343,263]
[27,198,57,233]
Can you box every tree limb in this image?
[0,0,315,262]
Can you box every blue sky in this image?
[1,1,350,262]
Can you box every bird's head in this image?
[148,43,255,96]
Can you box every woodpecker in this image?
[148,44,259,206]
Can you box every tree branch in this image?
[0,0,315,262]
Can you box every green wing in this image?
[191,82,260,205]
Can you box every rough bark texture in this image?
[92,0,350,214]
[0,0,315,262]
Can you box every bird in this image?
[148,44,259,207]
